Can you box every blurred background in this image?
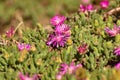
[0,0,81,32]
[0,0,119,34]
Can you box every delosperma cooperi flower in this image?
[56,62,82,80]
[6,26,15,38]
[17,43,31,51]
[105,25,120,37]
[77,44,88,55]
[100,0,109,9]
[115,62,120,69]
[79,4,93,12]
[19,72,38,80]
[50,15,66,26]
[46,33,69,48]
[114,46,120,56]
[55,24,71,36]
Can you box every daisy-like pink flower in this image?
[6,26,14,38]
[55,24,71,36]
[77,44,88,55]
[46,33,69,48]
[100,0,109,9]
[105,25,120,37]
[56,62,82,80]
[114,46,120,56]
[50,15,66,26]
[17,43,31,51]
[79,4,93,12]
[19,72,38,80]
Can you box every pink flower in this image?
[55,24,71,36]
[79,4,93,12]
[50,15,66,26]
[114,46,120,56]
[19,72,38,80]
[77,44,88,55]
[56,62,82,80]
[17,43,31,51]
[105,25,120,37]
[46,33,69,48]
[6,26,14,38]
[56,73,63,80]
[100,0,109,9]
[115,62,120,69]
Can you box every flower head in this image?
[46,33,69,48]
[18,43,31,51]
[56,62,82,80]
[114,46,120,56]
[50,15,66,26]
[19,72,38,80]
[6,26,14,38]
[79,4,93,12]
[77,44,88,55]
[55,24,71,36]
[105,25,120,37]
[100,0,109,9]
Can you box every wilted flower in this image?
[105,25,120,37]
[6,26,14,38]
[100,0,109,9]
[50,15,66,26]
[77,44,88,55]
[114,46,120,56]
[19,72,38,80]
[55,24,71,36]
[79,4,93,12]
[115,62,120,69]
[17,43,31,51]
[46,33,69,48]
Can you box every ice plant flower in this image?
[77,44,88,55]
[105,25,120,37]
[50,15,66,26]
[100,0,109,9]
[55,24,71,36]
[19,72,38,80]
[6,26,14,38]
[79,4,93,12]
[114,46,120,56]
[56,62,82,80]
[115,62,120,69]
[17,43,31,51]
[46,33,69,48]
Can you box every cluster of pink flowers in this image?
[19,72,39,80]
[56,62,82,80]
[105,25,120,37]
[17,43,31,51]
[46,15,71,48]
[79,4,94,12]
[79,0,109,13]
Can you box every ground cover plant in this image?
[1,0,120,80]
